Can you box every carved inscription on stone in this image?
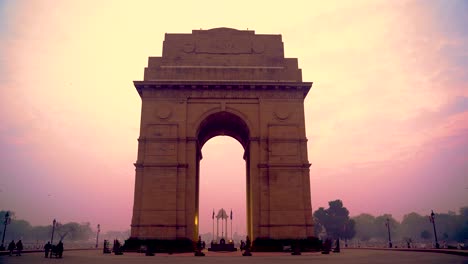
[146,124,178,138]
[271,142,297,156]
[269,142,299,163]
[196,37,252,54]
[268,125,298,138]
[147,142,176,156]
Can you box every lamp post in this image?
[386,218,392,248]
[212,209,215,243]
[95,224,100,248]
[51,219,56,244]
[430,210,440,249]
[0,211,10,251]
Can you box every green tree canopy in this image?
[420,230,432,240]
[313,200,355,240]
[399,212,427,241]
[374,214,399,240]
[353,213,377,242]
[56,222,93,241]
[351,208,468,243]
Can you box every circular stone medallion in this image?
[157,105,172,119]
[273,110,291,121]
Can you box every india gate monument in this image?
[127,28,314,251]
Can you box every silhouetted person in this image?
[7,240,15,256]
[291,240,301,255]
[56,241,63,258]
[113,239,118,253]
[197,236,203,249]
[113,239,123,255]
[44,241,52,258]
[321,238,332,254]
[240,240,245,251]
[333,239,340,253]
[15,240,23,256]
[195,235,205,256]
[242,236,252,256]
[103,240,111,254]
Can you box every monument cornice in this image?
[130,224,187,228]
[257,163,312,168]
[134,162,189,168]
[134,80,312,98]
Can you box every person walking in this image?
[44,241,52,258]
[15,240,23,256]
[56,241,64,258]
[7,240,15,256]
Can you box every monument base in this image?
[252,237,322,252]
[208,242,237,252]
[124,237,194,253]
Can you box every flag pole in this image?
[230,209,233,241]
[212,209,215,243]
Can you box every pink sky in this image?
[0,1,467,234]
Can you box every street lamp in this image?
[0,211,11,251]
[51,219,56,244]
[95,224,100,248]
[386,218,392,248]
[430,210,440,249]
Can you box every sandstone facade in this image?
[131,28,313,242]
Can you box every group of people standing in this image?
[44,241,64,258]
[5,239,63,258]
[7,240,23,256]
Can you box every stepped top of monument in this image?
[162,27,280,57]
[140,28,308,84]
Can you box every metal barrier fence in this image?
[11,242,96,251]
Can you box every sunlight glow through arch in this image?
[199,136,246,237]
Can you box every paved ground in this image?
[0,249,467,264]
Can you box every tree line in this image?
[2,203,467,245]
[314,200,468,246]
[0,211,93,242]
[0,211,129,243]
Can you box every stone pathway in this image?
[1,249,467,264]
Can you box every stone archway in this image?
[128,28,314,250]
[195,111,251,240]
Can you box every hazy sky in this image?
[0,1,467,235]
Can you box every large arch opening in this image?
[195,111,251,242]
[199,136,246,243]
